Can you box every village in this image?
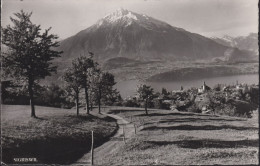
[124,81,259,118]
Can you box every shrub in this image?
[186,104,201,113]
[153,99,171,110]
[122,99,140,107]
[213,84,221,91]
[1,81,30,105]
[34,84,73,108]
[215,99,253,118]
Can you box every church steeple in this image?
[203,81,206,91]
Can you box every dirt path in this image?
[73,110,136,165]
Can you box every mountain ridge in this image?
[211,33,258,55]
[56,8,256,64]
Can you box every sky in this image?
[1,0,258,39]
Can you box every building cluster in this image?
[170,81,258,114]
[123,80,258,114]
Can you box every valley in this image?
[45,57,258,86]
[30,8,259,87]
[106,59,258,82]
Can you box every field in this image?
[1,105,118,164]
[1,105,258,165]
[93,107,259,165]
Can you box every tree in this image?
[1,11,62,117]
[100,72,117,106]
[88,69,116,113]
[161,87,170,99]
[102,89,122,106]
[213,84,222,91]
[88,68,102,113]
[137,84,154,115]
[161,88,168,96]
[63,67,82,116]
[38,83,68,108]
[72,55,95,114]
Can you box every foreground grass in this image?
[1,105,118,164]
[100,107,259,165]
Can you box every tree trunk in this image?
[28,78,36,118]
[145,99,148,115]
[76,93,79,116]
[98,88,101,114]
[89,93,93,111]
[85,87,90,114]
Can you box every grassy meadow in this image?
[98,107,259,165]
[1,105,258,165]
[1,105,118,164]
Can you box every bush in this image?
[111,102,123,106]
[3,95,30,105]
[153,99,170,110]
[213,104,236,116]
[101,90,122,106]
[34,84,73,108]
[2,82,73,108]
[1,81,30,105]
[213,99,253,118]
[186,104,201,113]
[122,99,140,107]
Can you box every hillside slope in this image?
[212,33,258,54]
[56,8,255,63]
[88,107,258,165]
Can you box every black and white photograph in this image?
[1,0,259,165]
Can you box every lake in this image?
[115,74,259,98]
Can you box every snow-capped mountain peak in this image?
[95,8,174,30]
[222,35,234,42]
[58,9,257,65]
[211,33,258,54]
[103,8,138,23]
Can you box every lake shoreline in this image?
[116,74,259,98]
[146,73,259,83]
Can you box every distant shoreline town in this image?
[123,81,259,118]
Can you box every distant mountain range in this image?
[1,8,258,84]
[211,33,258,55]
[56,8,257,64]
